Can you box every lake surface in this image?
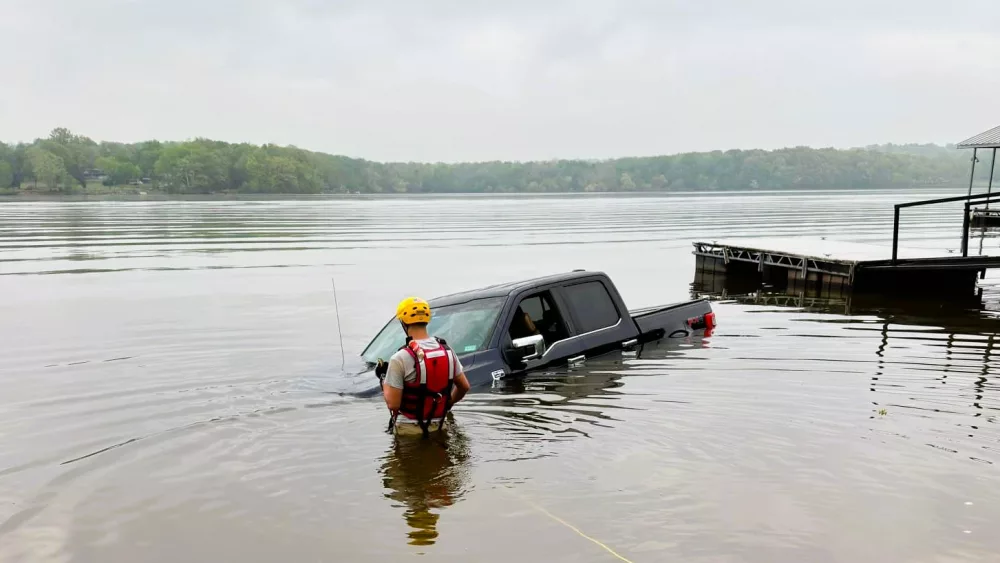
[1,190,999,562]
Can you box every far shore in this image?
[0,183,973,202]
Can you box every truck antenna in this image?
[331,276,346,370]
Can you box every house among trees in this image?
[83,168,107,181]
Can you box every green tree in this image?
[619,172,636,191]
[95,156,141,185]
[136,140,162,179]
[26,147,71,191]
[40,128,98,188]
[0,161,13,188]
[1,128,978,194]
[154,141,228,193]
[246,152,299,193]
[0,142,13,188]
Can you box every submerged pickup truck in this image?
[357,270,715,392]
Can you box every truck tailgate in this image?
[630,299,714,338]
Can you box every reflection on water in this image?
[2,191,1000,562]
[692,267,1000,469]
[693,263,993,317]
[478,367,631,442]
[379,419,471,546]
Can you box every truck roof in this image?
[429,270,603,307]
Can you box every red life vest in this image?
[397,338,455,434]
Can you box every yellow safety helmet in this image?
[396,296,432,325]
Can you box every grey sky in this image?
[1,0,998,162]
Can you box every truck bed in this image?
[630,299,714,338]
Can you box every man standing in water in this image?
[377,297,471,437]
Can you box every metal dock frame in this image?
[692,242,857,285]
[892,191,1000,264]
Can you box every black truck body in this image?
[358,270,715,393]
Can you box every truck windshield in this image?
[361,297,506,365]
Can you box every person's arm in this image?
[383,384,402,412]
[451,372,470,404]
[382,356,405,412]
[450,351,471,404]
[523,312,538,334]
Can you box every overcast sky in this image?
[1,0,998,162]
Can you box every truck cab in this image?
[360,270,714,389]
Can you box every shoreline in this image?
[0,183,969,202]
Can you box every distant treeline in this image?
[0,128,984,195]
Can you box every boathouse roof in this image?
[957,124,1000,149]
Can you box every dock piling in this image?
[892,206,900,265]
[962,201,971,258]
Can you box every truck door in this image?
[501,278,639,373]
[501,289,575,373]
[549,278,640,365]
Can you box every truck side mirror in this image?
[506,334,546,365]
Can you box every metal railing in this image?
[892,191,1000,264]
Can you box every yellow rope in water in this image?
[504,487,636,563]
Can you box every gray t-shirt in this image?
[385,338,464,390]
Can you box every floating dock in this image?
[693,125,1000,301]
[972,209,1000,228]
[693,237,1000,297]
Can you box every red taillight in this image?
[687,312,716,333]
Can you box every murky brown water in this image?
[1,191,999,562]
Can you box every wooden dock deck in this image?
[693,237,1000,297]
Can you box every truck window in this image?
[562,281,620,333]
[508,291,569,346]
[362,297,505,364]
